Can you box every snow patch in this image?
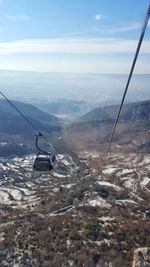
[123,178,135,189]
[53,172,69,178]
[0,190,12,204]
[0,163,9,170]
[140,177,150,188]
[57,154,64,160]
[53,188,59,192]
[117,169,133,176]
[97,181,122,191]
[102,167,117,175]
[61,159,70,166]
[87,196,111,208]
[0,142,7,146]
[116,199,137,205]
[100,216,115,222]
[141,157,150,165]
[1,187,23,201]
[62,183,75,189]
[66,239,71,249]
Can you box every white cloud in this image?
[0,55,149,74]
[95,14,101,21]
[97,23,141,34]
[6,14,30,21]
[0,37,149,54]
[0,37,149,74]
[93,23,142,35]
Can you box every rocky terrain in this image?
[0,100,150,266]
[0,146,150,266]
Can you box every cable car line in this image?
[104,3,150,161]
[0,90,56,172]
[35,132,49,154]
[0,90,53,143]
[0,90,42,135]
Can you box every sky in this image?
[0,0,149,74]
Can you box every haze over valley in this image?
[0,71,149,101]
[0,70,150,122]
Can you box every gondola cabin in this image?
[33,153,56,172]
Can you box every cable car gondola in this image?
[33,152,56,172]
[33,133,56,172]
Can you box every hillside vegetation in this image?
[77,100,150,123]
[64,100,150,152]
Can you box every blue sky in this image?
[0,0,149,73]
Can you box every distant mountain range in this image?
[0,99,61,136]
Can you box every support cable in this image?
[105,3,150,160]
[0,90,50,144]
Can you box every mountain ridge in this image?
[0,98,60,125]
[63,99,150,152]
[77,99,150,123]
[0,99,61,136]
